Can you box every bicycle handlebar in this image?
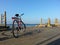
[15,13,24,17]
[19,13,24,17]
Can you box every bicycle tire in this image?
[12,20,26,38]
[19,21,26,32]
[12,20,19,38]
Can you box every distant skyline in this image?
[0,0,60,24]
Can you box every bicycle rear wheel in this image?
[18,21,26,32]
[12,20,20,38]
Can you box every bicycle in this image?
[12,14,26,38]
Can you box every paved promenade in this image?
[0,27,60,45]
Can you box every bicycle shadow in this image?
[0,36,13,41]
[0,32,13,41]
[20,29,41,37]
[0,29,41,41]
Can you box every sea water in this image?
[7,24,39,28]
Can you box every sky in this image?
[0,0,60,24]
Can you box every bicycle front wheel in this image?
[12,20,20,38]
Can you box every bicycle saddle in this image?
[15,14,19,17]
